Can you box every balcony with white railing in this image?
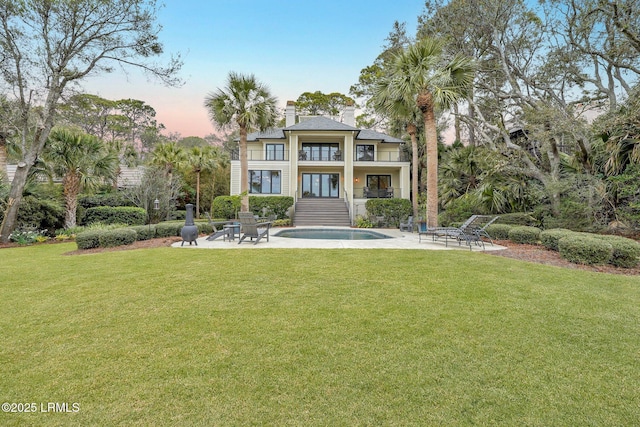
[231,149,289,161]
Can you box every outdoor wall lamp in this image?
[153,198,160,211]
[354,177,359,183]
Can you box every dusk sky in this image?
[81,0,424,139]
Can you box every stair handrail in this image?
[343,189,351,225]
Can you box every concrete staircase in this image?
[293,198,351,226]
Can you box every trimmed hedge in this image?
[128,225,156,241]
[84,206,146,226]
[540,229,576,251]
[155,222,182,238]
[507,226,541,244]
[558,234,613,265]
[78,193,134,209]
[485,224,512,240]
[593,235,640,268]
[98,229,136,247]
[76,230,103,250]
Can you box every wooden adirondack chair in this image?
[237,212,272,245]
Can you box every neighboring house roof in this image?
[117,166,145,188]
[246,116,404,143]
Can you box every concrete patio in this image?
[172,227,507,251]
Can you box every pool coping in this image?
[171,226,506,251]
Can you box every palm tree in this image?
[186,146,219,218]
[380,38,474,227]
[204,72,278,212]
[372,88,422,219]
[149,141,187,220]
[44,128,118,228]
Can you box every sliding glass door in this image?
[301,173,339,198]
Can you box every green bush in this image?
[155,222,182,238]
[172,210,186,221]
[438,195,477,226]
[593,235,640,268]
[98,228,137,247]
[212,196,295,220]
[14,195,65,235]
[272,218,291,227]
[365,198,412,228]
[84,206,146,226]
[194,220,213,235]
[78,192,134,209]
[354,215,374,228]
[128,225,157,241]
[496,213,539,226]
[76,230,104,250]
[507,226,541,244]
[558,234,613,265]
[485,224,512,240]
[212,196,240,220]
[249,196,295,219]
[540,229,577,251]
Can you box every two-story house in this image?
[230,101,410,225]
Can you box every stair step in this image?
[293,198,351,226]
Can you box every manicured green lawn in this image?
[1,243,639,426]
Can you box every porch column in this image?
[289,133,299,199]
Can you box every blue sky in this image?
[82,0,425,138]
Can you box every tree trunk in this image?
[196,170,201,219]
[63,172,81,228]
[0,133,7,181]
[418,91,439,228]
[0,80,63,242]
[453,104,461,143]
[239,124,249,212]
[407,123,419,220]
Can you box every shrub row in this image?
[75,221,215,249]
[212,196,295,220]
[539,229,640,267]
[482,223,640,268]
[83,206,146,226]
[507,226,541,244]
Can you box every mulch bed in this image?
[2,237,639,276]
[485,240,640,276]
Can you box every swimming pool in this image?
[274,228,392,240]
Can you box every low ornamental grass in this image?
[1,245,639,426]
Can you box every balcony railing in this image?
[230,150,409,162]
[231,150,289,161]
[355,152,409,162]
[359,187,396,198]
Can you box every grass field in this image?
[1,243,639,426]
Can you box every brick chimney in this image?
[285,101,296,127]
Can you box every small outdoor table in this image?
[223,223,241,241]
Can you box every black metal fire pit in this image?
[180,204,199,246]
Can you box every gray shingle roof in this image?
[245,116,404,143]
[247,128,285,141]
[357,129,405,143]
[285,116,359,131]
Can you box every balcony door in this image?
[302,173,339,198]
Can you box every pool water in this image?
[274,228,391,240]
